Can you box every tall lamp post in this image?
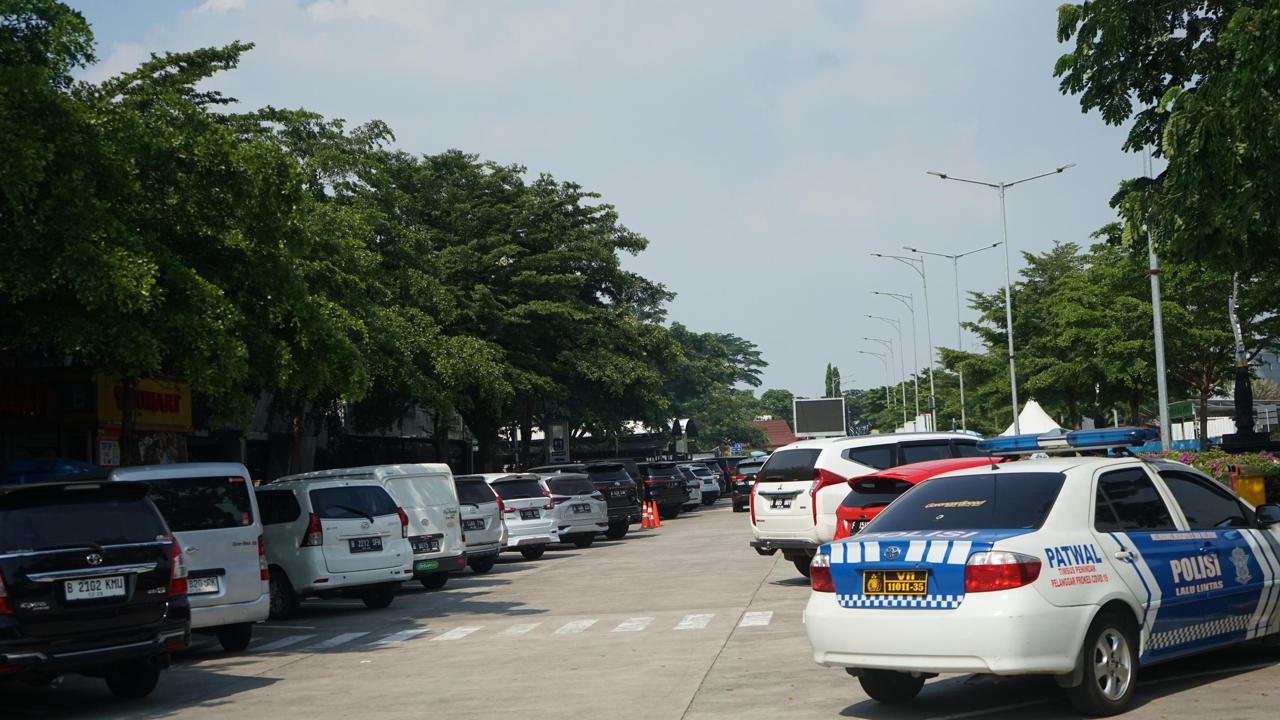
[870,313,911,425]
[864,336,899,415]
[857,350,891,406]
[871,291,921,428]
[872,252,937,432]
[901,242,1002,432]
[927,164,1075,434]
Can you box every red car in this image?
[832,457,998,540]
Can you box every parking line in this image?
[675,614,714,631]
[613,617,654,632]
[554,619,597,635]
[503,623,541,636]
[738,611,773,628]
[254,635,316,653]
[432,626,482,642]
[370,628,430,646]
[309,632,369,650]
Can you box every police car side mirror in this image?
[1257,504,1280,529]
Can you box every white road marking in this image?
[675,614,714,631]
[738,611,773,628]
[613,617,654,632]
[370,628,430,646]
[254,635,316,652]
[554,619,597,634]
[309,632,369,650]
[432,626,482,642]
[256,624,318,630]
[503,623,541,636]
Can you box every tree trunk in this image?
[288,401,305,475]
[431,411,451,466]
[120,376,137,466]
[519,402,534,470]
[1198,392,1210,452]
[1128,394,1141,426]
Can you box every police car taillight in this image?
[810,553,834,593]
[964,551,1041,593]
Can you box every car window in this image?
[387,474,455,509]
[953,442,985,458]
[586,468,631,484]
[899,442,952,465]
[0,485,168,552]
[547,477,596,495]
[843,445,892,470]
[757,449,821,482]
[454,479,496,505]
[141,475,254,531]
[1094,468,1176,532]
[643,465,677,478]
[736,462,763,477]
[841,477,914,509]
[866,472,1066,532]
[492,478,546,499]
[1159,471,1251,529]
[309,485,399,519]
[256,489,301,525]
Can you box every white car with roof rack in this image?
[804,427,1280,716]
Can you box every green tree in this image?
[758,388,795,426]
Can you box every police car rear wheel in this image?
[1067,612,1136,716]
[858,670,925,704]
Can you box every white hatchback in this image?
[454,475,504,573]
[805,428,1280,716]
[539,473,608,548]
[255,477,413,618]
[473,473,559,560]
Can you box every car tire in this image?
[605,522,628,540]
[104,661,161,700]
[659,506,680,520]
[216,623,254,652]
[468,556,496,574]
[419,573,449,590]
[702,498,715,506]
[572,535,594,549]
[361,583,397,609]
[1067,611,1138,716]
[858,670,925,704]
[520,546,546,560]
[792,556,812,578]
[268,568,300,620]
[732,501,744,513]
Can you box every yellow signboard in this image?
[96,375,192,431]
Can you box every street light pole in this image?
[864,336,898,412]
[857,351,891,406]
[1144,148,1172,451]
[871,291,920,428]
[927,163,1075,434]
[902,242,1002,432]
[872,253,937,431]
[866,315,909,429]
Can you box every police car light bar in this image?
[976,427,1158,455]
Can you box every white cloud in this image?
[196,0,247,14]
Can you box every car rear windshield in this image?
[492,478,546,499]
[0,485,167,552]
[841,477,915,510]
[142,475,254,532]
[309,485,399,519]
[643,465,677,478]
[685,467,714,477]
[865,472,1066,532]
[586,467,630,483]
[756,449,821,482]
[736,463,763,477]
[548,477,596,496]
[455,479,496,505]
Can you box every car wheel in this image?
[268,568,300,620]
[605,521,628,540]
[520,546,545,560]
[732,501,744,513]
[792,556,812,578]
[104,660,161,700]
[1067,611,1137,716]
[419,573,448,590]
[468,556,496,574]
[361,583,396,609]
[216,623,254,652]
[858,670,925,704]
[659,505,680,520]
[702,498,715,506]
[572,535,594,549]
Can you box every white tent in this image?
[1000,399,1063,436]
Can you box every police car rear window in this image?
[864,472,1066,532]
[841,477,914,510]
[756,449,821,482]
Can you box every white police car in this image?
[804,428,1280,716]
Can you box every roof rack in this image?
[976,427,1158,456]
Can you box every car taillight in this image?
[258,534,268,581]
[496,497,509,513]
[590,492,604,501]
[749,483,757,525]
[0,570,13,615]
[396,507,409,538]
[731,474,745,482]
[542,489,554,510]
[168,537,188,597]
[809,468,846,524]
[551,495,571,506]
[810,553,834,592]
[300,512,323,547]
[964,551,1041,593]
[644,478,660,485]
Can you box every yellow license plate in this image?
[862,570,928,596]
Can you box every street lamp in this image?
[902,242,1002,432]
[927,163,1075,434]
[872,252,937,431]
[857,350,891,405]
[871,291,921,427]
[866,315,909,428]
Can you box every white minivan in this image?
[469,473,558,560]
[538,473,608,548]
[453,475,504,573]
[111,462,269,652]
[276,464,466,590]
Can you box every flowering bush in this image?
[1145,448,1280,502]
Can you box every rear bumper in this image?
[301,565,412,593]
[463,542,502,558]
[0,620,190,674]
[190,592,270,630]
[702,490,721,502]
[558,520,610,537]
[750,538,819,556]
[413,552,467,577]
[504,532,557,549]
[606,504,641,523]
[803,588,1089,676]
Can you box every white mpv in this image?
[539,473,608,548]
[470,473,559,560]
[454,475,504,573]
[111,462,269,652]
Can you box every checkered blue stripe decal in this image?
[836,593,963,609]
[1146,614,1252,652]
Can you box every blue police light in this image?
[976,426,1158,454]
[1065,427,1159,449]
[976,431,1064,454]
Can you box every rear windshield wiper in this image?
[330,504,375,523]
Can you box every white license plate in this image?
[769,498,792,510]
[572,503,591,513]
[64,576,126,601]
[520,509,540,520]
[188,576,219,595]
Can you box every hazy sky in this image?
[73,0,1144,398]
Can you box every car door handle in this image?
[184,545,199,555]
[1113,550,1134,562]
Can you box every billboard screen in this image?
[793,398,846,438]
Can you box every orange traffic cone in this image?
[651,501,662,528]
[640,501,653,529]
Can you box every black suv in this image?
[0,477,191,698]
[635,462,688,519]
[527,462,640,539]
